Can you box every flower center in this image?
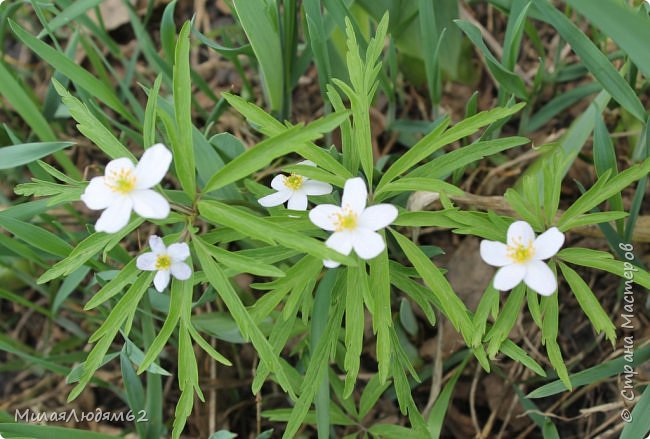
[333,206,358,232]
[155,254,172,270]
[506,239,535,264]
[107,168,137,194]
[284,174,304,191]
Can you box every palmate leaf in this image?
[193,237,296,400]
[52,79,133,160]
[198,200,356,266]
[390,230,478,353]
[68,272,154,402]
[379,103,526,189]
[558,262,616,345]
[37,218,144,284]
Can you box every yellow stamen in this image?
[283,174,304,191]
[332,206,358,232]
[155,254,171,270]
[107,168,136,194]
[506,238,535,263]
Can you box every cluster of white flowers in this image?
[258,164,397,267]
[81,149,564,296]
[81,144,190,292]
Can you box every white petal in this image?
[81,177,118,210]
[130,189,170,219]
[480,240,511,267]
[170,262,192,280]
[325,232,353,256]
[136,252,157,271]
[270,175,287,191]
[351,229,385,260]
[258,190,292,207]
[94,197,133,233]
[533,227,565,260]
[358,204,398,231]
[524,260,557,296]
[507,221,536,247]
[149,235,166,254]
[309,204,341,231]
[135,143,172,189]
[153,270,170,292]
[493,264,526,291]
[341,177,367,213]
[168,242,190,261]
[105,157,135,176]
[302,180,333,196]
[323,259,341,268]
[287,193,309,210]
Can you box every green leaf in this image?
[557,248,650,289]
[532,0,646,122]
[143,74,163,148]
[528,344,650,398]
[408,137,530,180]
[136,278,189,374]
[9,20,135,123]
[37,0,104,37]
[203,111,350,193]
[565,0,650,80]
[390,230,476,348]
[558,262,616,345]
[233,0,284,112]
[379,103,525,188]
[68,272,153,401]
[370,245,392,383]
[38,218,144,284]
[0,215,72,257]
[454,20,528,99]
[282,288,345,438]
[0,142,74,169]
[526,83,602,133]
[222,92,353,179]
[621,384,650,439]
[427,355,470,438]
[52,78,133,160]
[558,159,650,228]
[485,284,526,357]
[198,200,355,266]
[540,288,571,392]
[193,237,296,399]
[500,339,547,377]
[195,240,285,278]
[172,21,196,199]
[343,264,366,397]
[375,177,464,201]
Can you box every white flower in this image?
[81,143,172,233]
[480,221,565,296]
[309,177,398,268]
[136,235,192,292]
[258,160,333,211]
